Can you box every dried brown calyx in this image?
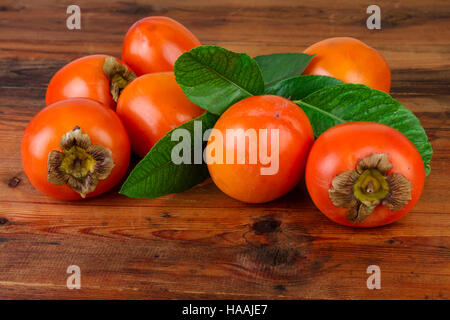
[47,127,114,198]
[102,57,137,102]
[329,153,412,223]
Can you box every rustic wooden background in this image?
[0,0,449,299]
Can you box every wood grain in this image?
[0,0,449,299]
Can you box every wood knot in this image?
[161,212,171,218]
[8,176,21,188]
[254,245,296,267]
[0,217,9,225]
[251,218,281,235]
[273,284,286,292]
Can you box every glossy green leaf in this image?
[174,45,265,115]
[294,84,433,175]
[265,75,343,99]
[254,53,314,87]
[120,112,220,198]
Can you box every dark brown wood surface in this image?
[0,0,449,299]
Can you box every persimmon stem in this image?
[103,57,137,102]
[47,127,114,198]
[329,153,412,223]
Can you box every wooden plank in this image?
[0,0,449,299]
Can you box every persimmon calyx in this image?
[47,126,115,198]
[103,57,137,102]
[329,153,412,223]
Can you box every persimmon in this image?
[122,16,201,75]
[116,72,204,157]
[22,98,130,200]
[305,122,425,227]
[206,95,314,203]
[303,37,391,93]
[46,55,136,109]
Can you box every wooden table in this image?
[0,0,449,299]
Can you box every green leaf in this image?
[265,75,343,99]
[120,112,220,198]
[254,53,314,87]
[293,84,433,175]
[174,45,265,115]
